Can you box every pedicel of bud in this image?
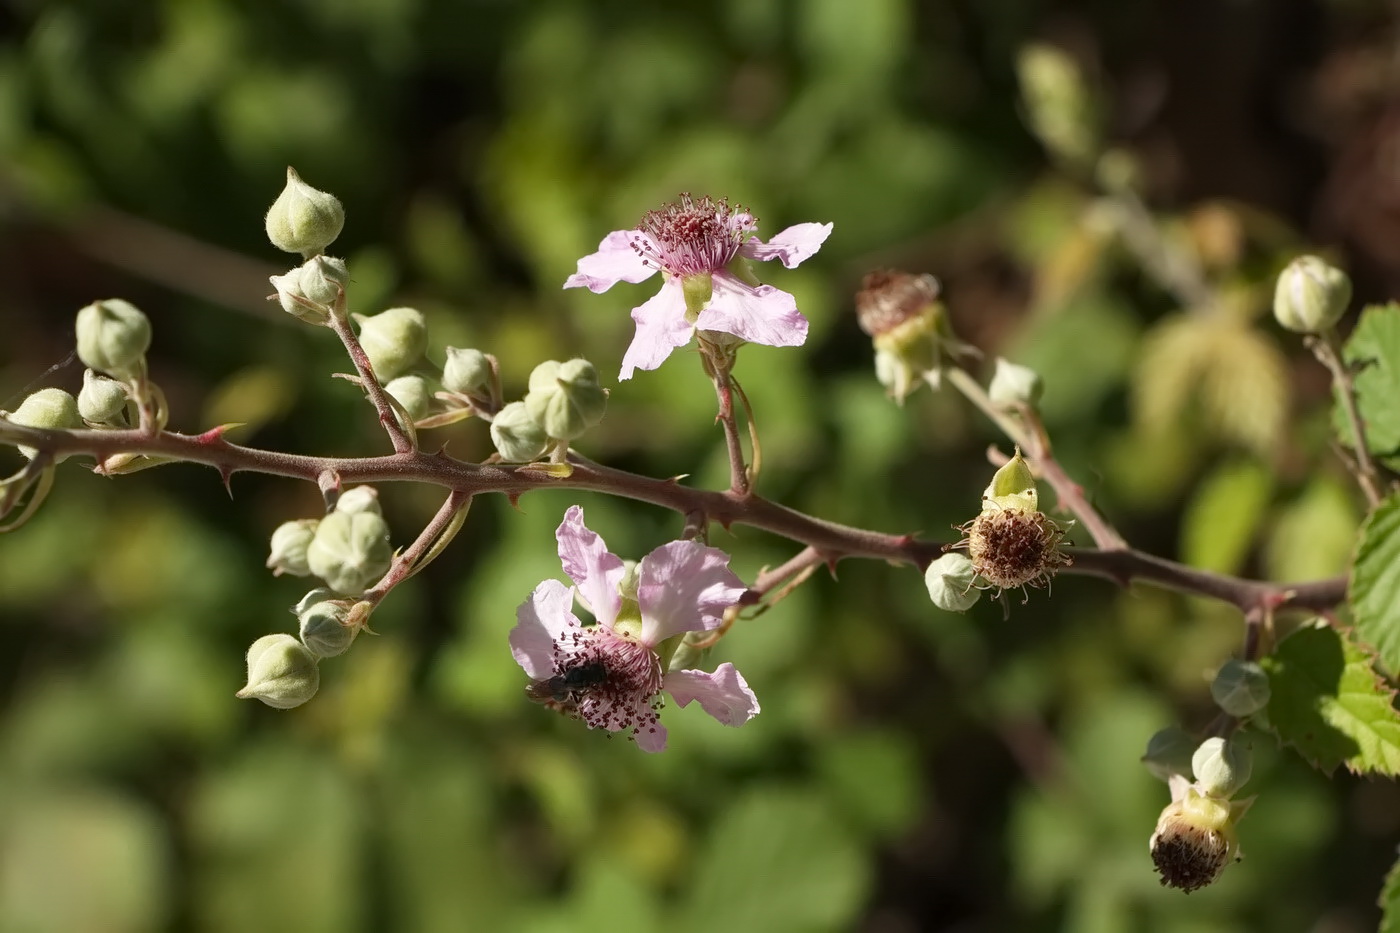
[385,375,433,422]
[7,388,83,461]
[988,357,1043,410]
[1210,659,1271,718]
[1142,726,1197,783]
[305,509,393,594]
[266,518,319,577]
[265,167,345,256]
[924,552,982,612]
[333,485,381,516]
[75,298,151,380]
[1273,255,1352,334]
[524,359,608,441]
[442,347,492,396]
[1150,779,1253,893]
[298,598,359,658]
[352,307,427,381]
[77,369,128,426]
[1191,736,1252,799]
[490,400,548,462]
[237,633,320,709]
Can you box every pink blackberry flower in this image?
[510,505,759,752]
[564,194,833,379]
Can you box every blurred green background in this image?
[2,0,1399,930]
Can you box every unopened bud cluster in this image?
[490,358,608,462]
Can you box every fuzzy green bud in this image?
[524,359,608,441]
[1210,660,1271,718]
[988,357,1043,409]
[7,388,83,461]
[75,298,151,379]
[353,307,427,381]
[385,375,433,422]
[442,347,491,396]
[1273,255,1352,334]
[490,400,548,462]
[270,256,348,325]
[1191,736,1252,799]
[77,369,128,426]
[298,599,358,658]
[1142,726,1197,783]
[267,518,319,577]
[237,634,320,709]
[924,552,982,612]
[305,509,392,594]
[265,167,345,256]
[333,485,381,516]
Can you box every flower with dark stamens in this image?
[510,506,759,751]
[565,194,832,380]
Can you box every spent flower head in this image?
[948,449,1070,597]
[854,270,977,402]
[509,505,758,751]
[564,194,832,380]
[1150,775,1254,893]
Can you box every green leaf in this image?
[1260,623,1400,775]
[1336,303,1400,461]
[1181,458,1272,574]
[1350,492,1400,675]
[677,786,869,933]
[1381,849,1400,933]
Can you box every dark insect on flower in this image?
[525,659,610,712]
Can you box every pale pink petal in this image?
[636,540,747,645]
[510,579,579,679]
[619,281,694,380]
[740,221,833,269]
[694,276,809,349]
[665,663,760,726]
[563,230,657,293]
[633,719,669,752]
[555,506,624,628]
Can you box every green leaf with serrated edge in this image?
[1381,851,1400,933]
[1260,623,1400,775]
[1334,303,1400,460]
[1350,492,1400,676]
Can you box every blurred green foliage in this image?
[1,1,1397,931]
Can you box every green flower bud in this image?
[1191,736,1252,799]
[1210,659,1271,718]
[353,307,427,381]
[385,375,433,422]
[298,599,358,658]
[77,369,128,426]
[264,167,345,256]
[988,357,1043,409]
[924,552,982,612]
[237,633,320,709]
[266,518,319,577]
[1273,255,1351,333]
[333,485,381,516]
[1142,726,1197,783]
[1017,43,1098,168]
[8,388,83,461]
[442,347,491,396]
[270,256,348,325]
[524,359,608,441]
[75,298,151,379]
[490,400,548,462]
[305,509,393,594]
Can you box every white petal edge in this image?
[636,540,747,645]
[555,505,624,628]
[695,276,808,349]
[740,221,833,269]
[509,578,579,680]
[619,280,694,380]
[563,230,656,293]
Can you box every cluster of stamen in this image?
[1150,817,1234,893]
[541,626,665,744]
[632,193,753,277]
[854,269,940,337]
